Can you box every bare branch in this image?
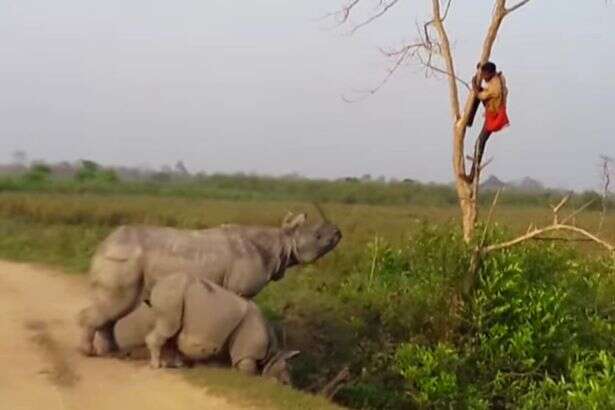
[431,0,461,119]
[335,0,361,24]
[550,193,572,224]
[350,0,401,33]
[479,188,501,248]
[505,0,531,14]
[416,52,471,90]
[441,0,454,21]
[599,155,612,232]
[320,366,351,399]
[561,199,596,225]
[424,0,453,40]
[342,42,422,102]
[551,193,572,215]
[484,224,615,254]
[482,193,615,255]
[480,157,494,172]
[332,0,401,33]
[533,237,595,243]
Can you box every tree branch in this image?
[342,42,422,102]
[441,0,454,21]
[333,0,401,33]
[336,0,361,24]
[482,193,615,254]
[480,188,501,248]
[599,155,612,233]
[484,224,615,254]
[350,0,401,33]
[505,0,531,14]
[431,0,461,120]
[561,199,596,225]
[416,52,471,90]
[319,366,351,399]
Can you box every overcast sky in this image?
[1,1,613,189]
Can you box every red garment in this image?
[485,106,510,132]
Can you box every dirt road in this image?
[0,260,251,410]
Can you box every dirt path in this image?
[0,260,252,410]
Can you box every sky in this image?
[0,1,613,189]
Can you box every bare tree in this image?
[11,150,27,166]
[599,155,613,233]
[334,0,531,242]
[175,160,189,176]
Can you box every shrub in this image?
[23,164,52,183]
[385,237,615,409]
[394,343,464,408]
[75,160,118,183]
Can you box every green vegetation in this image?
[0,170,606,209]
[74,160,119,183]
[1,182,615,409]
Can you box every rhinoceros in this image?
[78,212,341,356]
[114,272,300,384]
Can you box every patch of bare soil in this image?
[0,260,251,410]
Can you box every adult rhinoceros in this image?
[77,212,341,356]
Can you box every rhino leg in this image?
[145,315,184,368]
[78,282,141,356]
[160,344,189,368]
[145,273,190,368]
[93,323,117,356]
[235,358,258,375]
[78,251,143,356]
[229,302,270,375]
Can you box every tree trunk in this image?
[456,174,477,243]
[453,124,477,243]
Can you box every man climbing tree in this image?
[469,61,509,181]
[334,0,531,242]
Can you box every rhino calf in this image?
[78,212,341,357]
[114,272,299,384]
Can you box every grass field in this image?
[0,190,612,269]
[1,189,615,409]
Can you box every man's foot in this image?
[459,173,473,184]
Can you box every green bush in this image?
[371,235,615,409]
[23,164,52,183]
[394,343,463,407]
[522,351,615,409]
[75,160,118,183]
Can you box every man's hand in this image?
[472,75,482,93]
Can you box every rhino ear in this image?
[282,213,307,232]
[282,212,295,228]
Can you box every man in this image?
[470,61,509,179]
